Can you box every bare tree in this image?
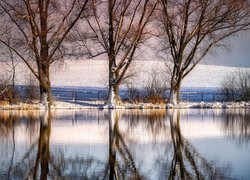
[0,33,19,103]
[142,67,170,103]
[221,74,238,101]
[69,0,158,108]
[0,74,10,99]
[24,73,40,102]
[237,69,250,101]
[0,0,89,108]
[221,69,250,101]
[158,0,250,105]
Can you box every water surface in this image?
[0,109,249,179]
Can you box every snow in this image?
[0,100,249,110]
[166,101,250,109]
[0,102,40,110]
[1,60,249,88]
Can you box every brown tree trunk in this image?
[106,52,120,107]
[39,1,51,109]
[38,64,52,109]
[106,0,117,108]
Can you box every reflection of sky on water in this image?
[191,138,250,179]
[0,109,249,179]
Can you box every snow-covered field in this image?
[1,60,249,88]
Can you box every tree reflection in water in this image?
[156,109,230,180]
[221,109,250,143]
[33,110,51,179]
[0,111,39,179]
[105,110,142,180]
[1,109,245,179]
[0,111,51,179]
[0,112,17,179]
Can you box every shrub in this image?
[0,76,19,104]
[221,69,250,101]
[23,74,39,102]
[143,69,169,104]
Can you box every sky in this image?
[1,29,249,68]
[203,31,250,67]
[139,31,250,68]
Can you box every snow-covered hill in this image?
[1,60,249,88]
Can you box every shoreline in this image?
[0,100,249,110]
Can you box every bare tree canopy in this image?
[0,0,89,108]
[158,0,250,105]
[68,0,158,107]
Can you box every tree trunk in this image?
[106,60,120,108]
[107,83,116,108]
[40,84,51,109]
[114,82,121,104]
[11,67,15,100]
[168,68,183,106]
[107,84,121,107]
[169,77,182,105]
[38,65,52,109]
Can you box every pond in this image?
[0,109,249,179]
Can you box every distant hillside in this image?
[1,60,249,88]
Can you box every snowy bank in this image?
[0,102,40,110]
[0,100,166,110]
[0,100,249,110]
[166,101,250,109]
[50,101,167,110]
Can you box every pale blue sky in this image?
[140,31,250,68]
[203,31,250,67]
